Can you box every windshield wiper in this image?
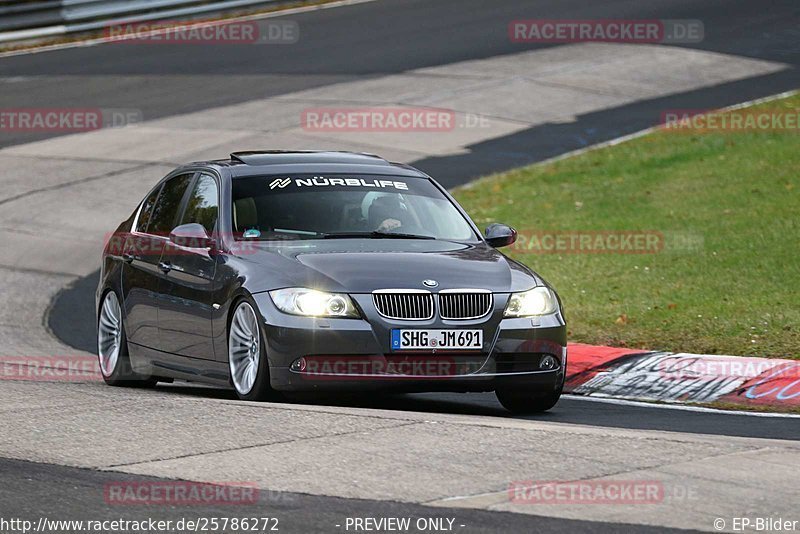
[238,229,326,241]
[322,231,436,240]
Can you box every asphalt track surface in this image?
[102,378,800,441]
[2,0,799,155]
[0,457,689,534]
[2,0,799,531]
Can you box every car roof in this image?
[188,151,430,179]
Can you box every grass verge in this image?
[454,93,800,359]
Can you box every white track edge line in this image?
[564,394,800,418]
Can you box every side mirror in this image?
[169,223,215,250]
[485,223,517,248]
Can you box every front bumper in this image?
[252,291,567,393]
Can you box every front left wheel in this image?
[97,290,157,387]
[228,299,279,401]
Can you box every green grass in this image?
[454,93,800,359]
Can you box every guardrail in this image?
[0,0,285,43]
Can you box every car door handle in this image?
[158,261,172,273]
[122,252,135,263]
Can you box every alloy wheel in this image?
[229,302,261,395]
[98,291,123,377]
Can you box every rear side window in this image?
[180,174,219,235]
[147,173,193,235]
[135,186,161,233]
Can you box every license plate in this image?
[391,329,483,350]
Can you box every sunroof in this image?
[230,151,390,166]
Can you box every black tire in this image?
[496,386,562,414]
[227,297,282,402]
[97,290,158,388]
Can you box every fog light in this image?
[290,357,307,372]
[539,355,558,370]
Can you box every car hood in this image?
[236,239,541,294]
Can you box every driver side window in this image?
[147,173,194,236]
[180,174,219,235]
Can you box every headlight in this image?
[504,287,558,317]
[269,288,360,318]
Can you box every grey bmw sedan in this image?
[96,151,566,413]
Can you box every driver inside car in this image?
[368,195,411,232]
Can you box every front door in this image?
[122,172,194,349]
[157,173,220,360]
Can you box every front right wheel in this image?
[228,299,279,401]
[495,386,562,415]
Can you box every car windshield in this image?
[231,174,478,242]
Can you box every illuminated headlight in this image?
[269,288,359,318]
[504,287,558,317]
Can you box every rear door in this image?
[122,172,194,349]
[157,173,220,360]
